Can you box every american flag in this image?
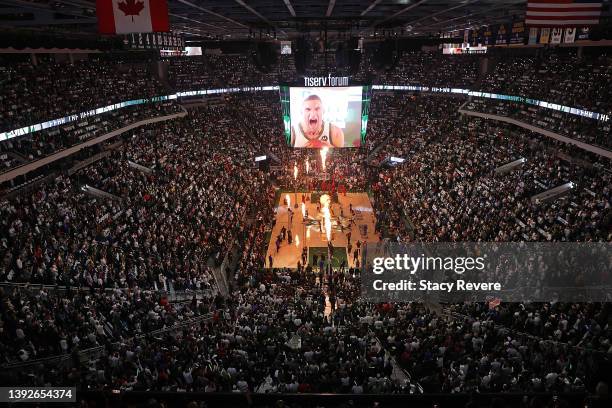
[525,0,603,27]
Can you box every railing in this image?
[444,308,611,355]
[67,148,118,176]
[459,107,612,159]
[86,391,593,407]
[434,284,612,304]
[86,240,220,296]
[2,313,214,371]
[0,106,188,183]
[0,172,56,199]
[0,282,214,303]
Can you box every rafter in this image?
[326,0,336,17]
[170,13,228,33]
[403,0,478,27]
[282,0,296,17]
[369,0,429,29]
[233,0,287,35]
[361,0,382,17]
[0,0,93,19]
[176,0,249,29]
[415,0,526,31]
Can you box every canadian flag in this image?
[97,0,169,34]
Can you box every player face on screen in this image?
[301,96,324,136]
[291,94,345,148]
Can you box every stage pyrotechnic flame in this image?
[293,163,298,180]
[295,235,299,247]
[320,147,328,170]
[286,194,290,208]
[320,194,332,241]
[301,203,306,218]
[306,226,311,239]
[305,159,309,174]
[323,207,332,241]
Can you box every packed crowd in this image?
[377,52,479,89]
[166,51,479,91]
[371,96,610,243]
[469,49,612,149]
[464,98,612,149]
[373,301,609,394]
[0,51,609,407]
[1,48,609,180]
[167,54,296,91]
[0,59,167,132]
[0,285,214,364]
[0,102,180,173]
[0,104,273,291]
[480,50,612,116]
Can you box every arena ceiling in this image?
[0,0,529,40]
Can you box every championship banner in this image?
[539,27,551,43]
[577,26,590,40]
[551,27,563,43]
[496,24,509,45]
[528,27,539,44]
[474,27,486,45]
[510,21,525,44]
[483,26,495,45]
[97,0,170,34]
[564,27,576,43]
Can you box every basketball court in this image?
[265,191,379,269]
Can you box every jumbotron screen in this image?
[279,85,372,148]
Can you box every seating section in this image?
[371,97,610,242]
[464,98,612,149]
[377,52,479,88]
[167,54,296,91]
[0,52,609,404]
[480,51,612,115]
[0,59,167,132]
[0,102,180,174]
[1,49,609,178]
[0,287,213,364]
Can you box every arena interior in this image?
[0,1,611,407]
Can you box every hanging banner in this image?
[510,22,525,44]
[564,27,576,43]
[577,27,590,41]
[96,0,170,34]
[483,26,495,45]
[473,27,485,45]
[124,31,184,50]
[525,0,602,27]
[528,27,539,44]
[550,27,563,44]
[539,28,550,44]
[496,24,509,45]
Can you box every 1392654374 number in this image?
[1,387,75,402]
